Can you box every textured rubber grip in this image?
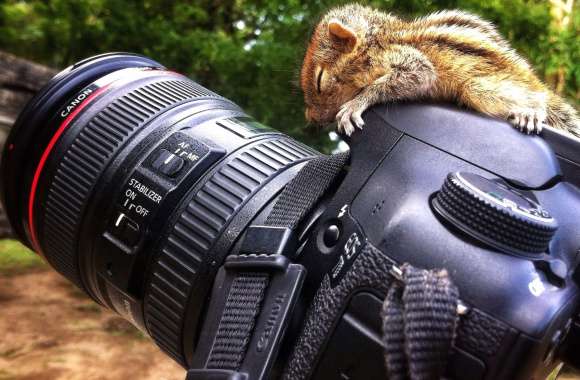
[42,78,222,290]
[144,138,317,364]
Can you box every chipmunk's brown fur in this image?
[301,4,580,137]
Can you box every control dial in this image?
[433,172,558,256]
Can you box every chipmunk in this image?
[301,4,580,137]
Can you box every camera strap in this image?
[382,264,459,380]
[187,152,350,380]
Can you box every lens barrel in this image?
[1,53,318,366]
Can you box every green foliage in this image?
[0,239,45,274]
[0,0,578,150]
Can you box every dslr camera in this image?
[3,53,580,380]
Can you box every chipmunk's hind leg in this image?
[459,77,548,134]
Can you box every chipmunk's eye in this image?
[317,69,324,93]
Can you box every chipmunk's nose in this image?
[305,107,335,125]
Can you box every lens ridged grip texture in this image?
[434,174,557,254]
[144,138,317,364]
[43,79,222,290]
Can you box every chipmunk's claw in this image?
[337,107,356,136]
[508,108,546,135]
[352,111,365,130]
[336,100,367,136]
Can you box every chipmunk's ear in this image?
[328,19,357,53]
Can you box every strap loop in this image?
[207,273,270,371]
[265,152,349,229]
[382,264,460,380]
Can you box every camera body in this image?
[282,103,580,380]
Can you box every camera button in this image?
[323,224,341,247]
[536,259,568,286]
[151,149,185,177]
[112,212,140,247]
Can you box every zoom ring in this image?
[43,78,223,290]
[144,138,317,364]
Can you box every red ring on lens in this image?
[27,84,112,254]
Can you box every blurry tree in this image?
[0,0,578,150]
[545,0,577,95]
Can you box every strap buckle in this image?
[189,244,305,379]
[239,225,298,258]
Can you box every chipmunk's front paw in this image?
[336,99,367,136]
[508,108,546,134]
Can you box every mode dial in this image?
[432,172,558,256]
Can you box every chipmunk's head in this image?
[301,4,394,125]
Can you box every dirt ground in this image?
[1,266,579,380]
[0,268,186,380]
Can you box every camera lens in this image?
[1,53,318,366]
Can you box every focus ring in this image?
[144,138,317,364]
[42,78,223,290]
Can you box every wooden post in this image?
[0,51,58,239]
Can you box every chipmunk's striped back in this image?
[302,4,579,137]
